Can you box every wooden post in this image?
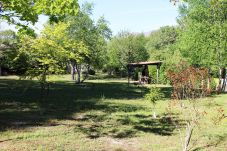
[156,64,160,84]
[128,65,130,87]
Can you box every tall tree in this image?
[144,26,181,83]
[18,22,88,91]
[177,0,227,90]
[0,30,17,76]
[106,32,149,75]
[146,26,178,61]
[66,3,111,83]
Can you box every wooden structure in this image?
[127,61,163,85]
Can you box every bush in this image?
[210,78,218,91]
[145,87,164,105]
[144,87,164,118]
[167,63,211,100]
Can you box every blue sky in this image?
[0,0,179,35]
[85,0,179,35]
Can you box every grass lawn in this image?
[0,75,226,151]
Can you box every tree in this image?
[145,26,180,83]
[18,22,88,94]
[0,0,79,33]
[144,87,164,118]
[0,30,17,76]
[66,2,111,83]
[106,32,149,75]
[146,26,178,61]
[14,22,89,108]
[166,63,225,151]
[177,0,227,91]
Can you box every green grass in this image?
[0,75,226,151]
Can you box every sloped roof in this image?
[128,61,163,66]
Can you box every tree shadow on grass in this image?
[74,112,184,139]
[0,78,178,139]
[0,78,151,131]
[0,79,148,102]
[133,115,183,136]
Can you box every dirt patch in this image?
[102,137,142,151]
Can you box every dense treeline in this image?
[0,3,111,87]
[105,0,226,86]
[0,0,226,89]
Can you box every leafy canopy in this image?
[177,0,227,70]
[107,32,149,70]
[0,0,79,33]
[18,22,88,85]
[66,2,112,69]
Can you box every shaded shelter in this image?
[127,61,163,85]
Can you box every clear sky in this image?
[85,0,179,35]
[0,0,179,35]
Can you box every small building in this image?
[127,61,163,85]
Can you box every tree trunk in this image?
[108,70,112,76]
[75,64,81,84]
[70,62,76,81]
[218,68,226,92]
[81,65,90,83]
[222,78,226,92]
[183,122,193,151]
[221,68,226,92]
[0,66,2,76]
[153,111,157,118]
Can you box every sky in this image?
[0,0,179,35]
[85,0,179,35]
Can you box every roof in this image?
[128,61,163,66]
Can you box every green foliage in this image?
[106,32,149,74]
[0,0,79,32]
[145,26,182,83]
[210,78,218,91]
[17,22,88,89]
[146,26,178,61]
[66,3,112,69]
[0,30,17,74]
[177,0,227,71]
[144,87,164,105]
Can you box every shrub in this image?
[145,87,164,104]
[144,87,164,118]
[167,63,211,100]
[210,78,218,91]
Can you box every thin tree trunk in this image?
[218,68,222,92]
[81,65,90,83]
[222,77,226,92]
[70,62,76,81]
[221,68,226,92]
[0,66,2,76]
[218,68,226,92]
[183,122,193,151]
[75,64,81,84]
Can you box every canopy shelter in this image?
[127,61,163,85]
